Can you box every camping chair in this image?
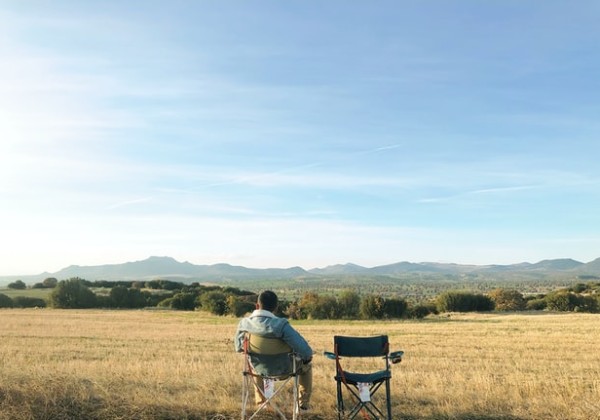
[241,333,302,420]
[325,335,403,420]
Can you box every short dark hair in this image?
[258,290,278,312]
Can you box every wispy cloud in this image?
[469,185,539,195]
[418,184,541,204]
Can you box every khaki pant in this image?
[254,362,313,408]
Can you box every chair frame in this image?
[325,335,403,420]
[241,333,302,420]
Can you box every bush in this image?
[198,291,227,315]
[544,291,580,312]
[127,288,148,308]
[313,295,340,319]
[383,298,408,319]
[0,293,13,308]
[296,293,341,319]
[12,296,47,308]
[526,298,547,311]
[406,304,434,319]
[158,292,198,310]
[295,292,319,319]
[50,278,97,309]
[144,280,183,291]
[576,295,599,313]
[543,290,599,313]
[43,277,58,288]
[360,295,386,319]
[7,280,26,290]
[109,285,130,308]
[570,283,588,293]
[108,286,148,308]
[489,289,526,311]
[226,295,255,317]
[437,291,494,312]
[337,290,361,319]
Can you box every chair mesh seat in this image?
[336,369,391,385]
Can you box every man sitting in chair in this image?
[235,290,313,411]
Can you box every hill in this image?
[2,256,600,285]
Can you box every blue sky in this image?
[1,1,600,275]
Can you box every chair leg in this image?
[292,374,299,420]
[336,381,344,420]
[385,378,392,420]
[241,374,251,420]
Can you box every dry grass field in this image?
[1,309,599,420]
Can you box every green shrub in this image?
[526,298,547,310]
[12,296,47,308]
[50,278,97,309]
[544,291,579,312]
[436,291,494,312]
[360,295,386,319]
[337,289,361,319]
[0,293,13,308]
[198,291,227,315]
[226,295,255,317]
[159,292,197,310]
[7,280,26,290]
[383,297,408,319]
[489,289,526,311]
[407,304,434,319]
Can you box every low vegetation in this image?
[2,278,600,319]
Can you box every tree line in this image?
[1,278,599,317]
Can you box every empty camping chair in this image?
[241,333,303,420]
[325,335,403,420]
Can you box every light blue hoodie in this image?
[234,309,313,361]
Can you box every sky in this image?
[1,1,600,275]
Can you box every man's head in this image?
[257,290,278,312]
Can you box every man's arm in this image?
[280,322,313,361]
[233,322,246,353]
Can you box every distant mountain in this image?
[2,256,600,285]
[527,259,585,271]
[369,261,448,275]
[49,256,309,282]
[577,257,600,274]
[308,263,369,275]
[477,262,533,272]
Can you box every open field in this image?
[1,309,599,419]
[0,288,52,300]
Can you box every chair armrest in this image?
[389,350,404,364]
[324,351,337,360]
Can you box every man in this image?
[235,290,313,410]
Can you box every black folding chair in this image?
[241,333,302,420]
[325,335,403,419]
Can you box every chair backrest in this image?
[249,334,292,355]
[334,335,389,357]
[245,334,295,377]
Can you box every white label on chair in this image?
[357,382,371,402]
[263,378,275,399]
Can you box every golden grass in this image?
[1,309,599,419]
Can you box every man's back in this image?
[235,309,312,361]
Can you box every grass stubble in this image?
[0,309,599,420]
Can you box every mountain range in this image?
[3,256,600,284]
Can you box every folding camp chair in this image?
[325,335,403,420]
[241,333,302,420]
